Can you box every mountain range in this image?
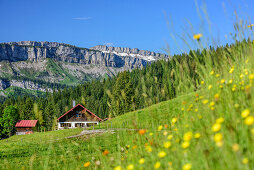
[0,41,168,97]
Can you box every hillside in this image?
[0,41,168,97]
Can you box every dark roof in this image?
[57,104,102,121]
[15,120,38,127]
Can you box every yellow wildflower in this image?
[248,24,254,28]
[127,164,134,170]
[163,131,168,136]
[149,132,153,136]
[132,145,137,149]
[240,74,244,79]
[232,144,239,152]
[241,109,250,118]
[220,79,225,84]
[84,162,90,168]
[201,81,204,84]
[154,162,161,169]
[145,146,152,153]
[164,141,172,148]
[114,166,122,170]
[249,74,254,80]
[193,33,202,40]
[181,141,190,149]
[242,158,249,164]
[214,93,219,100]
[216,141,223,147]
[208,85,212,90]
[210,70,214,75]
[209,101,215,107]
[216,74,220,77]
[212,123,221,132]
[182,163,192,170]
[158,125,163,131]
[202,99,209,104]
[229,67,234,73]
[194,133,201,139]
[251,128,254,134]
[158,151,166,158]
[168,135,173,140]
[171,117,177,124]
[139,158,145,164]
[244,116,254,126]
[138,129,147,135]
[216,117,224,124]
[214,133,223,142]
[183,131,193,141]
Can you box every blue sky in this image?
[0,0,253,55]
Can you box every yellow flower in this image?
[182,163,192,170]
[132,145,137,149]
[149,132,153,136]
[212,123,221,132]
[208,85,212,90]
[164,141,172,148]
[139,158,145,164]
[229,79,233,84]
[84,162,90,168]
[194,132,201,139]
[193,33,202,40]
[244,116,254,126]
[229,67,234,73]
[145,146,152,153]
[209,101,215,107]
[154,162,161,169]
[216,117,224,124]
[201,80,204,84]
[202,99,209,104]
[216,74,220,77]
[158,151,167,158]
[183,131,193,141]
[248,24,254,28]
[214,133,223,142]
[181,141,190,149]
[214,93,219,100]
[197,114,203,119]
[249,74,254,80]
[127,164,134,170]
[210,70,214,75]
[171,117,177,124]
[168,135,173,140]
[240,74,244,79]
[216,141,223,147]
[241,109,250,118]
[114,166,122,170]
[251,128,254,134]
[158,125,163,131]
[163,131,168,136]
[220,79,225,84]
[232,144,239,152]
[242,158,249,164]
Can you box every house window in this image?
[76,113,81,118]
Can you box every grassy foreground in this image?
[1,41,254,169]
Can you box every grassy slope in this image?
[1,42,254,169]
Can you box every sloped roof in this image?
[57,104,102,121]
[15,120,38,127]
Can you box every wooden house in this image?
[57,104,102,129]
[15,120,38,135]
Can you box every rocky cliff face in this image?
[0,41,168,69]
[0,41,169,94]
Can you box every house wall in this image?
[16,127,34,135]
[58,121,99,129]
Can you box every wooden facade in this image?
[15,120,38,135]
[57,104,102,129]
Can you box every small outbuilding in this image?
[57,104,102,129]
[15,120,38,135]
